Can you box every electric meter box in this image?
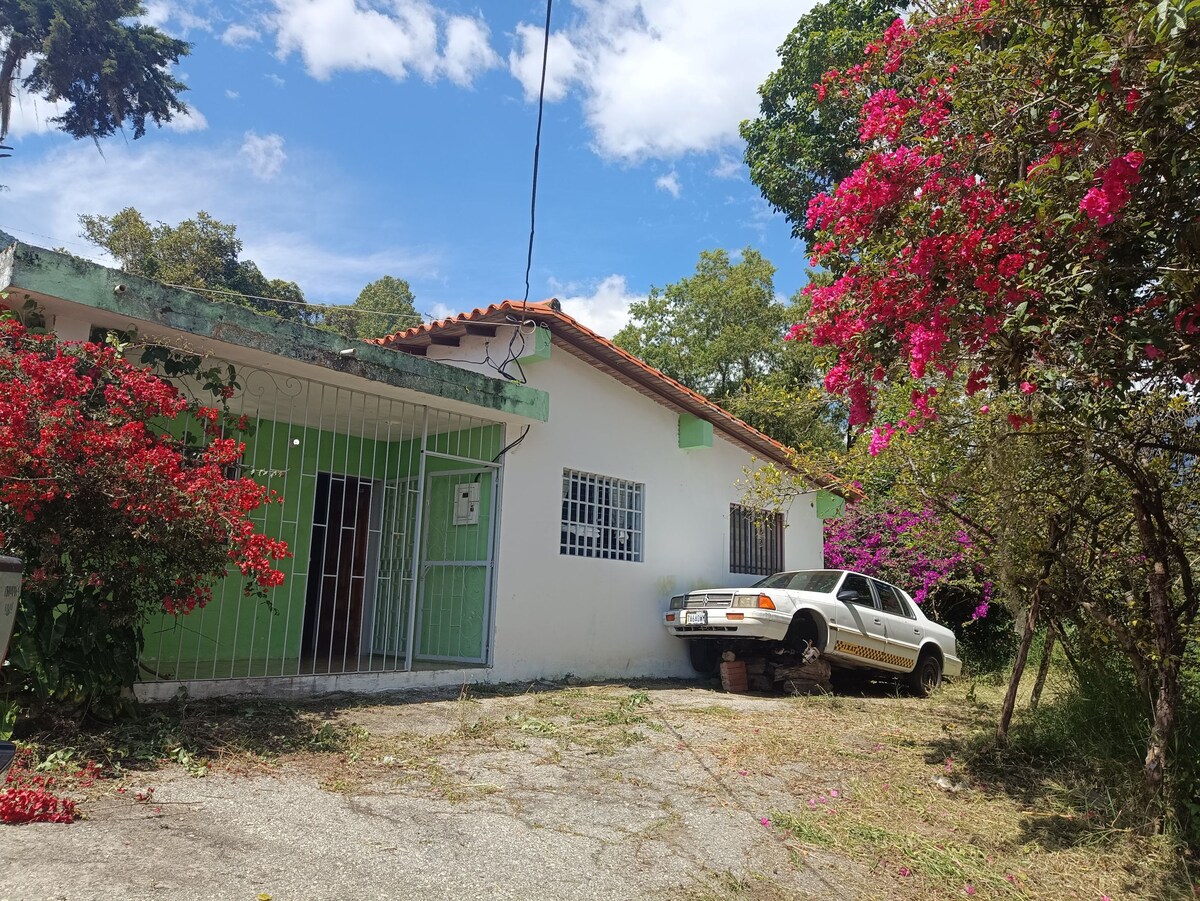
[453,482,481,526]
[0,557,21,667]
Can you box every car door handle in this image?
[873,618,881,625]
[913,627,921,634]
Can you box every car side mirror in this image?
[837,588,860,602]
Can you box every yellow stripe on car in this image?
[833,640,913,670]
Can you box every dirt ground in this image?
[0,679,1191,900]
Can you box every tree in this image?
[80,209,309,320]
[0,309,289,716]
[750,0,1200,820]
[614,249,843,449]
[741,0,907,243]
[1,0,189,141]
[616,249,782,396]
[327,276,421,341]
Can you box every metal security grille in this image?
[560,469,644,562]
[138,364,503,684]
[730,504,783,576]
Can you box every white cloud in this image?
[226,89,240,100]
[508,24,585,103]
[265,73,286,88]
[2,88,70,138]
[240,131,287,180]
[0,139,443,304]
[711,154,744,179]
[140,0,212,33]
[509,0,814,161]
[442,16,500,87]
[271,0,495,86]
[222,23,262,48]
[655,171,681,198]
[556,274,645,338]
[165,105,208,133]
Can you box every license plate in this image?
[685,611,708,625]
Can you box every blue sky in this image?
[1,0,817,337]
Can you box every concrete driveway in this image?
[1,685,856,901]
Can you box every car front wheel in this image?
[907,651,942,697]
[687,640,721,676]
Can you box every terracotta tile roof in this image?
[372,299,841,492]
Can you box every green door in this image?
[415,468,496,663]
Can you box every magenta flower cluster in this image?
[824,503,991,618]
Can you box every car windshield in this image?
[754,570,844,593]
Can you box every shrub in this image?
[0,313,289,717]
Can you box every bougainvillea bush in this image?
[0,313,289,716]
[755,0,1199,818]
[794,0,1200,439]
[824,501,1015,670]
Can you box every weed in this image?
[36,748,78,772]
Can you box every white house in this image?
[1,238,840,700]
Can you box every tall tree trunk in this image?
[998,516,1061,744]
[1028,625,1056,712]
[0,39,26,141]
[1130,487,1183,826]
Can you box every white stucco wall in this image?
[423,331,826,682]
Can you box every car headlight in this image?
[732,593,776,610]
[669,595,686,610]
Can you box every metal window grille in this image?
[560,469,644,562]
[730,504,783,576]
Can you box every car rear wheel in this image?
[907,651,942,697]
[687,640,721,676]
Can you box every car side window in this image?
[838,574,875,608]
[874,580,913,618]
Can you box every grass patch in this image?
[754,679,1195,900]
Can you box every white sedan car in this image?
[663,569,962,696]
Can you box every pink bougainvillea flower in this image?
[964,885,976,896]
[829,788,841,798]
[759,816,771,827]
[978,404,989,413]
[898,867,912,877]
[1019,381,1038,394]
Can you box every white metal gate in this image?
[414,465,499,664]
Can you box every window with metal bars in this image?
[560,469,644,562]
[729,504,783,576]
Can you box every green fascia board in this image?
[0,241,548,423]
[678,413,713,449]
[519,326,551,363]
[814,489,846,520]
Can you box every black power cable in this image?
[522,0,554,311]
